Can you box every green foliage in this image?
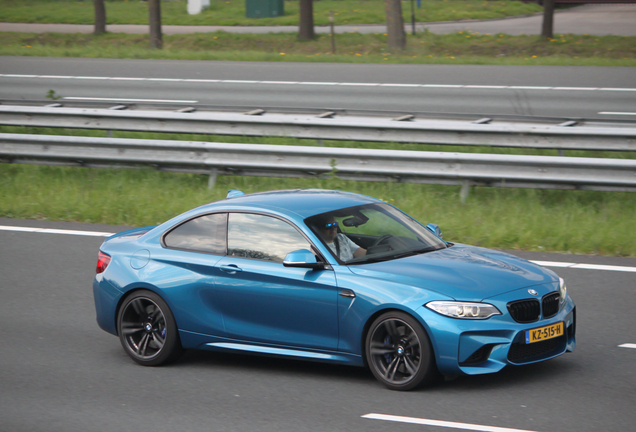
[0,0,543,26]
[46,89,61,100]
[1,31,634,66]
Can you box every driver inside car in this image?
[317,215,366,262]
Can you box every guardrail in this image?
[2,133,636,200]
[1,105,636,152]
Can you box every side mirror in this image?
[283,249,324,269]
[426,223,443,239]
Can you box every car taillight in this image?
[96,251,111,274]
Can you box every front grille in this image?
[542,292,560,319]
[507,299,540,323]
[508,335,565,363]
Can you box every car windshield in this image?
[306,203,447,265]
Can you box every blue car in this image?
[93,189,576,390]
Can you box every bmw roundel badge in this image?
[528,289,538,296]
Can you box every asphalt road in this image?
[1,57,635,121]
[1,218,635,432]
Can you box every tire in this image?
[117,290,183,366]
[365,311,437,391]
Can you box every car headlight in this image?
[559,277,567,304]
[425,301,501,319]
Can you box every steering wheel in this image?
[372,234,393,247]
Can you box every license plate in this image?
[525,322,564,344]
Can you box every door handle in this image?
[339,289,356,299]
[219,264,242,274]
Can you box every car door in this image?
[158,212,228,337]
[213,212,339,351]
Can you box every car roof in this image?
[201,189,382,218]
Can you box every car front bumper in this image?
[417,296,576,377]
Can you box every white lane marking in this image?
[508,86,552,90]
[571,263,636,272]
[146,78,183,82]
[260,81,299,85]
[111,77,146,81]
[340,82,379,86]
[553,87,597,91]
[62,97,198,103]
[423,84,464,88]
[530,260,575,268]
[222,79,259,84]
[1,225,635,272]
[619,343,636,349]
[74,76,110,80]
[530,260,636,273]
[2,74,636,92]
[362,414,539,432]
[302,82,339,85]
[2,74,38,78]
[380,83,421,87]
[465,85,508,89]
[598,111,636,116]
[599,88,636,92]
[0,225,113,237]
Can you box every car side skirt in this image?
[179,330,365,366]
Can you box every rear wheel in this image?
[365,311,437,390]
[117,290,183,366]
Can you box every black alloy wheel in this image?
[365,311,437,390]
[117,290,183,366]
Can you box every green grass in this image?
[2,31,634,66]
[0,0,543,26]
[1,163,634,257]
[1,126,635,257]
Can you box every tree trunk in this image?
[385,0,406,51]
[148,0,163,49]
[541,0,555,39]
[93,0,106,35]
[298,0,315,41]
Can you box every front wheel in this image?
[117,290,183,366]
[365,311,437,390]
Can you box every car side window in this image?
[228,213,312,263]
[164,213,227,255]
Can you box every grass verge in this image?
[1,126,635,257]
[0,0,543,26]
[2,31,635,66]
[1,163,634,257]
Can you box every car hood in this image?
[347,244,557,302]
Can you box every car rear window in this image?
[164,213,227,255]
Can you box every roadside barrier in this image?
[2,133,635,201]
[1,105,635,152]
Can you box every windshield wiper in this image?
[390,246,440,259]
[354,246,441,264]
